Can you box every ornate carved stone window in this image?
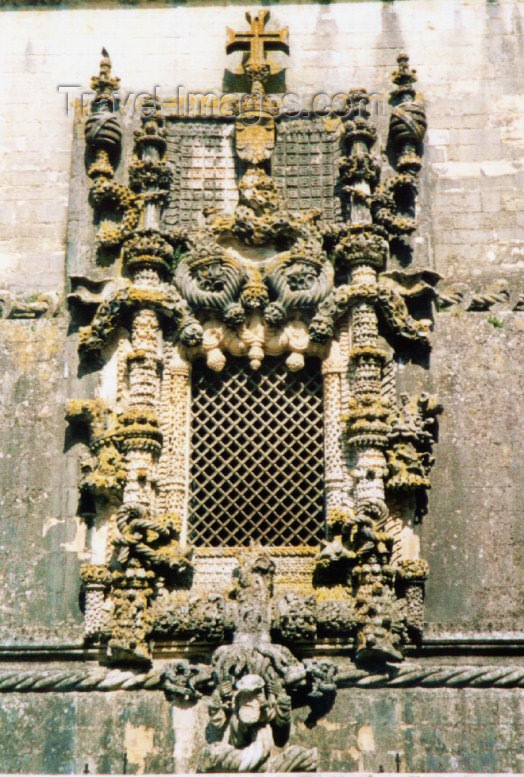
[67,16,442,773]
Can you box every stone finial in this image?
[390,52,417,103]
[90,47,120,99]
[392,52,417,87]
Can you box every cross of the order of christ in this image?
[226,10,289,72]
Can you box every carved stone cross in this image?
[226,10,289,70]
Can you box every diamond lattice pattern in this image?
[189,356,325,547]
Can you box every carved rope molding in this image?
[436,281,524,312]
[0,664,523,693]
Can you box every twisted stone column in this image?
[350,291,388,520]
[122,308,161,508]
[157,344,191,545]
[322,340,350,515]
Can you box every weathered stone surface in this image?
[299,686,524,773]
[0,319,84,644]
[422,312,524,634]
[0,692,174,773]
[0,0,522,773]
[0,685,522,773]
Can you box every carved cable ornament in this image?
[0,663,523,694]
[69,24,442,774]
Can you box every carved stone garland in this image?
[68,17,441,773]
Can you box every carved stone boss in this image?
[68,15,441,773]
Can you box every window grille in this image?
[189,356,325,547]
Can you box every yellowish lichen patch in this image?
[124,723,155,774]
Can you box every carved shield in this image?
[235,110,275,164]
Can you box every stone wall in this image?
[0,679,523,773]
[0,319,84,645]
[423,313,524,635]
[0,689,175,773]
[0,0,522,773]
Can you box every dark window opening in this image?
[189,355,324,546]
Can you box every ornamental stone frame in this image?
[66,12,443,772]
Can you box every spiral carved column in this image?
[322,342,348,516]
[157,345,192,545]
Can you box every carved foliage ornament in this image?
[69,14,440,773]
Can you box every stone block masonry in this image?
[0,1,522,774]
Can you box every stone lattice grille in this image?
[164,120,238,229]
[189,356,325,546]
[273,117,342,222]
